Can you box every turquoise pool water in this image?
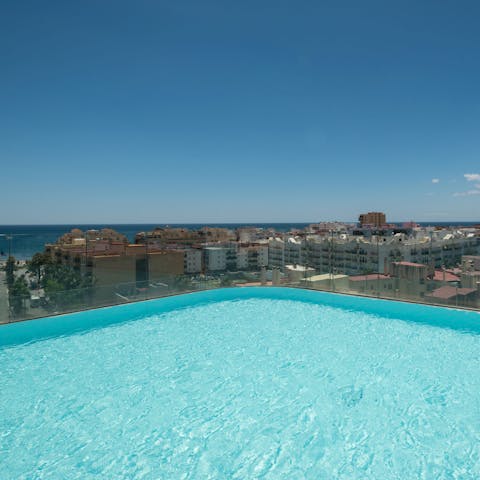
[1,288,480,479]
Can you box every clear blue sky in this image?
[1,0,480,224]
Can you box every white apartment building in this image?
[204,247,227,271]
[265,230,480,275]
[284,237,303,265]
[184,248,202,274]
[255,244,269,268]
[201,242,268,272]
[268,237,303,268]
[236,248,248,270]
[268,238,285,268]
[236,244,268,270]
[305,231,479,274]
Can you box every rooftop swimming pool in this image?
[1,287,480,479]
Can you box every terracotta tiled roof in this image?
[432,271,460,282]
[427,286,476,300]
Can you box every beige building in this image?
[148,251,184,282]
[349,274,394,295]
[285,264,315,283]
[135,227,234,247]
[90,254,137,287]
[388,261,429,297]
[461,271,480,289]
[304,273,349,291]
[46,234,185,302]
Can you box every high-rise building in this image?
[358,212,386,227]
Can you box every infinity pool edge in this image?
[1,287,479,348]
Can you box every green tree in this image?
[5,256,16,289]
[220,276,233,287]
[42,264,93,311]
[172,275,192,292]
[9,275,30,317]
[27,252,52,285]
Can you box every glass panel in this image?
[1,224,480,324]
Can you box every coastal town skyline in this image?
[3,215,480,322]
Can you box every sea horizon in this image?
[2,220,480,226]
